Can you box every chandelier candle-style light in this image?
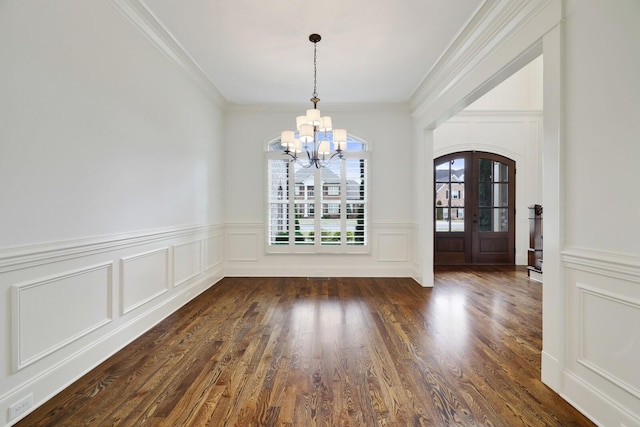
[281,34,347,168]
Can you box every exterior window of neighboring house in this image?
[452,190,460,199]
[266,134,369,253]
[327,185,340,196]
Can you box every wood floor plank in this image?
[17,268,595,426]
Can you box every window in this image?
[267,134,368,252]
[326,185,340,196]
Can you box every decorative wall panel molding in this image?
[205,234,223,271]
[577,283,640,399]
[0,224,219,273]
[377,233,409,262]
[227,232,260,262]
[120,248,169,314]
[11,263,113,371]
[172,240,203,287]
[563,247,640,284]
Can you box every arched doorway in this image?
[434,151,515,265]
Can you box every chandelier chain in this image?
[313,41,318,99]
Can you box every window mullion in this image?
[288,160,295,247]
[340,158,347,247]
[314,167,321,248]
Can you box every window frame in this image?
[265,136,370,254]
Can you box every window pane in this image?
[435,183,449,207]
[451,183,464,203]
[494,183,509,207]
[346,202,366,245]
[451,207,464,232]
[435,161,450,183]
[478,208,509,232]
[479,159,509,182]
[479,183,509,207]
[268,159,289,201]
[450,158,465,181]
[269,203,289,244]
[478,158,492,182]
[346,158,366,201]
[495,162,509,182]
[321,224,341,245]
[436,208,449,231]
[294,203,315,244]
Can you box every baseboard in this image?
[562,370,640,427]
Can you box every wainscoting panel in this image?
[120,248,169,314]
[205,234,223,271]
[377,233,409,262]
[577,283,640,398]
[224,223,414,277]
[173,240,203,287]
[562,247,640,426]
[11,263,113,372]
[228,232,259,262]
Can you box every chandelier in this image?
[281,34,347,168]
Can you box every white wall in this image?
[223,106,416,277]
[559,1,640,425]
[0,1,225,425]
[467,55,543,111]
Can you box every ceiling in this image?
[142,0,484,105]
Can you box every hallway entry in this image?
[434,151,515,264]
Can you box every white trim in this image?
[576,283,640,400]
[11,263,114,372]
[0,224,222,273]
[172,240,204,287]
[410,0,553,120]
[562,247,640,284]
[120,248,170,315]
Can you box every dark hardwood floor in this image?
[17,266,594,426]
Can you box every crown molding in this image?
[409,0,554,119]
[110,0,227,108]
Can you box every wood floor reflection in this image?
[17,267,594,426]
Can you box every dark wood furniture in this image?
[527,204,543,281]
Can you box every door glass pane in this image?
[479,159,509,182]
[478,158,492,182]
[450,158,465,180]
[434,158,464,233]
[451,208,464,231]
[436,183,450,206]
[436,208,449,231]
[494,183,509,207]
[495,162,509,182]
[478,183,492,207]
[478,183,509,207]
[478,208,509,232]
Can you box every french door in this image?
[434,151,515,265]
